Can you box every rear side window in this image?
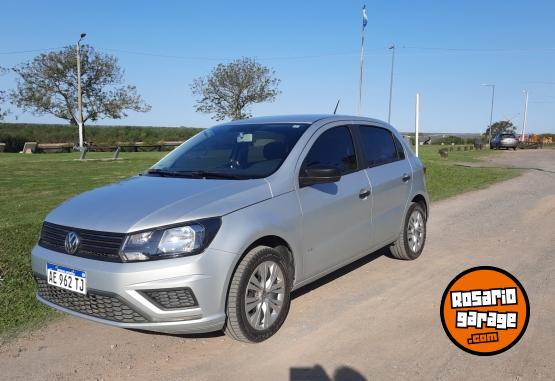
[303,126,357,174]
[359,126,400,167]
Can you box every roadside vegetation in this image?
[0,146,520,340]
[0,123,202,152]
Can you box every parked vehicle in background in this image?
[32,115,429,343]
[490,133,518,150]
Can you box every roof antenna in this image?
[333,98,340,115]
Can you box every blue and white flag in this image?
[362,5,368,29]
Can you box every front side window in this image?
[151,123,310,179]
[302,126,357,174]
[359,126,399,167]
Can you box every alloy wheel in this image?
[407,210,425,253]
[244,261,285,330]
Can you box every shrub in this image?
[0,134,32,152]
[0,123,203,148]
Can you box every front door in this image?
[296,125,372,279]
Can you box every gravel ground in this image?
[1,149,553,381]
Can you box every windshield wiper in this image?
[145,168,245,179]
[187,170,246,179]
[145,169,194,178]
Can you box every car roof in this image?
[222,114,388,126]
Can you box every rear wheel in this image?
[225,246,291,342]
[390,203,427,260]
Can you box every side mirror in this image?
[299,166,341,188]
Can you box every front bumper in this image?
[31,245,239,334]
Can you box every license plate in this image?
[46,263,87,295]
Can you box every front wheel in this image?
[225,246,292,342]
[390,203,427,260]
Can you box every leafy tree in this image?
[10,45,150,126]
[190,57,280,121]
[484,120,517,138]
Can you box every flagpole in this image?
[358,27,364,116]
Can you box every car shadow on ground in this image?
[290,364,367,381]
[130,246,392,340]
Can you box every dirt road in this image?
[1,150,554,380]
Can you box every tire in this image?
[390,202,427,260]
[225,246,292,343]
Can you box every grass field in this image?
[0,146,520,339]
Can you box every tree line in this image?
[0,122,203,152]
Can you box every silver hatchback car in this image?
[32,115,429,342]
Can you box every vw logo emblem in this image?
[64,231,80,254]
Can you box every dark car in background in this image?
[490,133,518,150]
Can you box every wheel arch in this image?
[411,194,428,219]
[241,235,296,284]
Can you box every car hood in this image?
[45,175,272,233]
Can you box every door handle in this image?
[359,189,371,199]
[402,173,411,182]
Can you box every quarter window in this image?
[393,135,406,160]
[359,126,400,167]
[302,126,357,174]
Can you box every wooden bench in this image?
[116,141,183,152]
[36,143,74,153]
[87,144,118,152]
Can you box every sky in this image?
[0,0,554,133]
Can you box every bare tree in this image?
[191,57,280,121]
[0,67,8,120]
[10,45,150,126]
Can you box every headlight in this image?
[119,218,221,262]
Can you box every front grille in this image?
[142,288,198,310]
[39,222,125,262]
[35,276,148,323]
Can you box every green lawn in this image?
[0,152,165,339]
[416,145,521,201]
[0,147,520,339]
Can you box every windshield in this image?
[150,123,310,179]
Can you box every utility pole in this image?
[521,90,529,142]
[387,44,395,123]
[481,84,495,144]
[76,33,86,149]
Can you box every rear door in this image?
[296,124,372,278]
[357,125,412,247]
